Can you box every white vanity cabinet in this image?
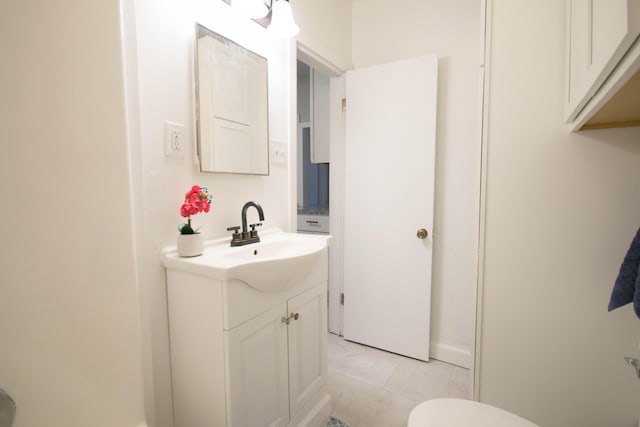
[226,286,327,427]
[163,233,331,427]
[565,0,640,130]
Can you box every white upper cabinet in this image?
[297,63,330,163]
[565,0,640,130]
[312,69,330,163]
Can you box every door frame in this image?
[297,20,490,398]
[297,43,346,336]
[473,0,490,401]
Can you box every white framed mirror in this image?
[195,23,269,175]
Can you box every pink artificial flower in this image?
[178,185,213,233]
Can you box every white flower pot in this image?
[177,233,204,257]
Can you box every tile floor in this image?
[327,333,470,427]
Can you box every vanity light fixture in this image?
[267,0,299,37]
[231,0,299,37]
[231,0,268,19]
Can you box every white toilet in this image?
[408,398,539,427]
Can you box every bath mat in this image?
[327,416,349,427]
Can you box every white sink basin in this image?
[162,229,331,292]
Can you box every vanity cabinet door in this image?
[287,286,327,417]
[226,303,289,427]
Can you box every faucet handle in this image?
[249,223,262,239]
[227,226,241,239]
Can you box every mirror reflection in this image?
[195,23,269,175]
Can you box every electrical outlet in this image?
[165,121,185,157]
[171,130,181,151]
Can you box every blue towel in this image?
[608,227,640,319]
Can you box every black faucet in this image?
[227,201,265,246]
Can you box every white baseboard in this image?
[430,342,471,369]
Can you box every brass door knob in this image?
[417,228,428,239]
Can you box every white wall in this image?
[0,0,146,426]
[350,0,481,367]
[478,1,640,426]
[293,0,352,72]
[131,1,295,425]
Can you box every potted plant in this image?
[176,185,212,257]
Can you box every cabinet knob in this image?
[281,316,290,325]
[417,228,428,239]
[291,312,299,321]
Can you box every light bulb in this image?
[268,0,299,38]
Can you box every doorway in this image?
[295,52,438,357]
[296,61,330,234]
[295,55,344,335]
[294,37,475,403]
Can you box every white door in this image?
[343,55,437,361]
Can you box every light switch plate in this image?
[271,139,287,165]
[165,121,185,157]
